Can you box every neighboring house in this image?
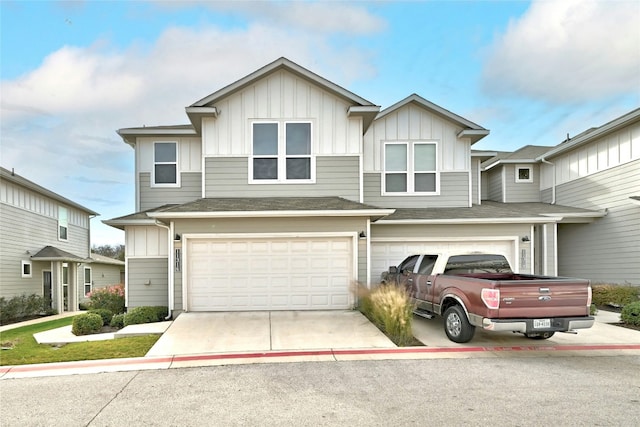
[0,167,99,313]
[82,253,126,300]
[481,109,640,284]
[106,57,605,315]
[537,110,640,285]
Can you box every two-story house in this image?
[107,58,607,316]
[0,167,122,313]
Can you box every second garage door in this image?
[371,239,517,283]
[186,236,354,311]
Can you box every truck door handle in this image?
[408,278,413,282]
[426,280,432,286]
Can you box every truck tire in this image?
[524,331,555,339]
[443,305,475,343]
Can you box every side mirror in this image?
[388,266,398,274]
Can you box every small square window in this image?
[22,260,32,278]
[515,165,533,183]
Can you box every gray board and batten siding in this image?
[363,172,469,208]
[550,159,640,285]
[139,172,202,211]
[204,156,360,202]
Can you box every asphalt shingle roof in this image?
[159,197,382,213]
[381,201,602,221]
[30,246,86,261]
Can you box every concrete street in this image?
[1,356,639,426]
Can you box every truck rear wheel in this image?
[443,305,475,343]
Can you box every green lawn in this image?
[0,317,159,366]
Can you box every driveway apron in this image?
[145,311,396,357]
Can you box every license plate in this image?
[533,319,551,329]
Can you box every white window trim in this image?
[382,141,439,195]
[515,164,533,183]
[152,141,181,188]
[21,260,32,278]
[249,121,316,184]
[58,206,68,241]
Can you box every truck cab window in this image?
[418,255,438,275]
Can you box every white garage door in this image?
[187,236,353,311]
[371,240,516,283]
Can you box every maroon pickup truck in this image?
[381,253,594,343]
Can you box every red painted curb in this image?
[3,344,640,375]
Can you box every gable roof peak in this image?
[189,57,376,108]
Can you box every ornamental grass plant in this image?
[357,283,416,346]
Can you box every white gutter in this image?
[149,209,396,219]
[374,216,563,225]
[540,156,556,204]
[154,220,174,320]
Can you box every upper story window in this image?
[384,142,438,194]
[58,206,68,241]
[515,165,533,183]
[153,142,179,186]
[251,121,313,183]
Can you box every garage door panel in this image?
[187,236,353,311]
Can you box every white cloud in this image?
[0,18,379,245]
[482,0,640,103]
[156,0,387,35]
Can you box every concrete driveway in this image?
[145,311,396,357]
[411,309,640,348]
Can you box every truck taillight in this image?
[587,285,592,307]
[481,288,500,309]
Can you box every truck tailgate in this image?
[496,279,590,318]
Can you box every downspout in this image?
[154,220,174,320]
[540,156,556,204]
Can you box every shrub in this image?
[87,284,125,315]
[124,306,169,326]
[357,283,415,346]
[110,313,125,329]
[621,301,640,327]
[88,309,113,326]
[0,294,54,324]
[72,313,103,336]
[591,284,640,307]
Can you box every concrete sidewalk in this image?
[1,309,639,380]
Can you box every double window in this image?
[153,142,178,186]
[384,142,438,194]
[251,122,313,182]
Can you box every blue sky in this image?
[1,0,639,246]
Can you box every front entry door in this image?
[43,271,52,309]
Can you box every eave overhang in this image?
[102,218,158,230]
[116,127,197,148]
[348,105,382,134]
[373,217,563,225]
[458,129,491,144]
[148,209,396,221]
[185,107,219,134]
